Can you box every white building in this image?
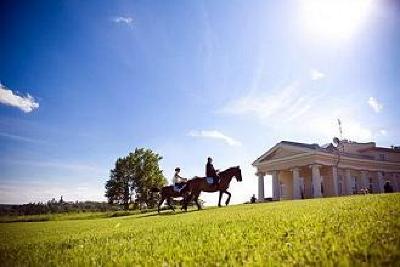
[253,140,400,201]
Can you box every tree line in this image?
[0,148,167,216]
[0,199,121,216]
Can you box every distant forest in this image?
[0,197,124,216]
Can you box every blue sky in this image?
[1,0,399,204]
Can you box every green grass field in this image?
[1,194,399,266]
[0,210,152,223]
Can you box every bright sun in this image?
[301,0,374,40]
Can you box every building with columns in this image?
[253,140,400,201]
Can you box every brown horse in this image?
[151,184,188,213]
[182,166,242,210]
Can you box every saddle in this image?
[205,177,219,185]
[173,183,186,192]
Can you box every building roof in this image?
[253,140,400,166]
[280,141,321,150]
[358,147,400,153]
[253,140,400,172]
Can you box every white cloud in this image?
[0,132,45,144]
[367,96,383,113]
[112,16,133,27]
[219,81,318,122]
[310,68,325,80]
[219,77,379,144]
[188,130,242,147]
[319,118,372,142]
[2,159,102,173]
[379,129,387,136]
[0,83,39,113]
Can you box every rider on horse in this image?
[173,167,187,192]
[206,157,219,186]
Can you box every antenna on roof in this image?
[337,118,343,139]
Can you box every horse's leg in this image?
[184,193,193,211]
[194,191,201,210]
[158,196,165,213]
[167,197,175,212]
[218,190,223,207]
[181,193,190,211]
[225,190,232,206]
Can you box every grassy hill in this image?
[1,194,399,266]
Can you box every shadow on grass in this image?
[136,208,201,218]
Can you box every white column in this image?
[257,172,265,201]
[387,172,396,192]
[310,165,322,198]
[360,170,368,190]
[377,171,384,193]
[395,173,400,192]
[271,171,280,200]
[345,169,353,195]
[393,173,399,192]
[332,166,338,196]
[291,168,301,199]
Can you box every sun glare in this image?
[301,0,374,40]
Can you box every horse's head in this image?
[233,166,242,182]
[219,166,242,183]
[221,166,242,181]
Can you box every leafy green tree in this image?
[105,148,166,209]
[105,178,123,204]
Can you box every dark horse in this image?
[151,185,188,213]
[182,166,242,210]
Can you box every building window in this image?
[379,154,385,161]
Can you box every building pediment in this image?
[253,143,312,166]
[253,140,400,172]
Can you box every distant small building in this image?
[253,140,400,201]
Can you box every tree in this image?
[105,178,123,204]
[105,148,166,209]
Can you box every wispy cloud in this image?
[112,16,133,27]
[0,132,45,144]
[367,96,383,113]
[219,81,316,122]
[379,129,387,136]
[310,68,325,80]
[188,130,242,147]
[219,75,378,143]
[2,159,102,173]
[0,82,39,113]
[313,117,373,142]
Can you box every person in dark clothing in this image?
[384,181,394,193]
[206,157,219,185]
